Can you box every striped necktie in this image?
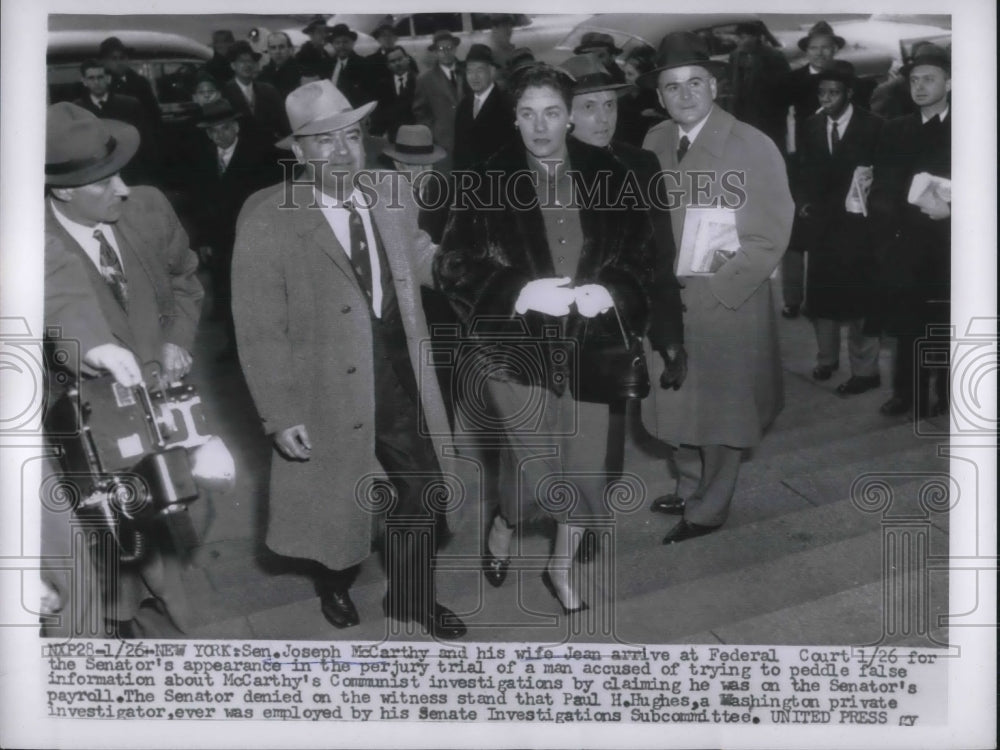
[93,228,129,311]
[677,135,690,164]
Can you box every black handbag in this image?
[573,303,650,404]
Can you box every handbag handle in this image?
[582,295,631,346]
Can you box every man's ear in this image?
[709,76,718,101]
[50,187,74,203]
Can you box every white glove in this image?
[574,284,614,318]
[514,276,575,316]
[83,343,142,387]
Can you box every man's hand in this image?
[274,424,312,461]
[83,343,143,387]
[920,197,951,220]
[198,246,214,265]
[659,346,688,391]
[514,276,575,316]
[161,343,193,383]
[574,284,614,318]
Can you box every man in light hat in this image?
[221,40,289,142]
[232,81,468,639]
[452,44,515,170]
[574,31,626,84]
[41,102,204,637]
[414,30,465,172]
[639,32,794,544]
[870,44,951,420]
[382,123,450,242]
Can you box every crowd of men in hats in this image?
[41,18,951,638]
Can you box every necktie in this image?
[830,120,840,154]
[333,59,344,88]
[677,135,690,164]
[473,95,482,118]
[218,150,228,175]
[93,229,128,311]
[343,202,374,306]
[447,70,457,95]
[396,75,405,95]
[244,86,255,114]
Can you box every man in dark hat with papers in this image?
[795,60,884,395]
[639,32,793,544]
[414,30,465,172]
[41,102,203,637]
[452,44,515,170]
[870,44,952,419]
[232,81,468,639]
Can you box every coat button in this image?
[353,422,363,429]
[341,305,351,313]
[558,238,567,245]
[346,366,356,374]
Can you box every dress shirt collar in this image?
[235,78,254,100]
[218,140,238,168]
[439,63,457,80]
[678,105,713,144]
[90,94,109,108]
[474,84,494,106]
[49,199,122,268]
[827,103,854,131]
[922,105,949,124]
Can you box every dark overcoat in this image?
[452,86,516,170]
[796,106,884,320]
[641,105,793,448]
[232,177,470,570]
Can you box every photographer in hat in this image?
[41,102,204,637]
[232,81,467,639]
[639,32,793,544]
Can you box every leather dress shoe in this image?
[540,570,588,615]
[320,589,360,629]
[781,304,800,319]
[650,493,686,515]
[384,599,467,640]
[662,519,720,545]
[812,363,839,381]
[836,374,881,395]
[880,395,910,416]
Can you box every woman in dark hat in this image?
[435,63,666,614]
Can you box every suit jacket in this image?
[452,86,516,170]
[221,79,290,142]
[370,70,417,139]
[728,43,791,152]
[413,65,465,158]
[110,66,160,125]
[232,178,468,570]
[74,93,158,184]
[295,41,334,79]
[331,52,370,108]
[797,106,884,319]
[204,53,234,83]
[42,188,203,632]
[641,105,793,447]
[434,138,670,394]
[257,59,304,99]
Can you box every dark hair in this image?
[624,45,656,75]
[80,59,106,76]
[510,63,574,111]
[385,45,408,58]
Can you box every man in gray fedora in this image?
[41,102,203,637]
[639,32,793,544]
[233,81,468,639]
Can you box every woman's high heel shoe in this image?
[541,570,588,615]
[482,512,512,588]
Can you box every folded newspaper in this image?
[907,172,952,212]
[845,165,874,216]
[677,207,740,276]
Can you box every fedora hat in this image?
[814,59,856,87]
[636,31,728,89]
[372,21,396,40]
[276,80,376,149]
[196,99,242,128]
[507,47,536,73]
[428,30,461,51]
[465,43,497,67]
[900,43,950,77]
[382,124,446,164]
[301,16,328,35]
[328,23,358,42]
[228,40,261,62]
[559,53,632,95]
[573,32,622,56]
[99,36,135,58]
[797,21,846,52]
[46,102,139,187]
